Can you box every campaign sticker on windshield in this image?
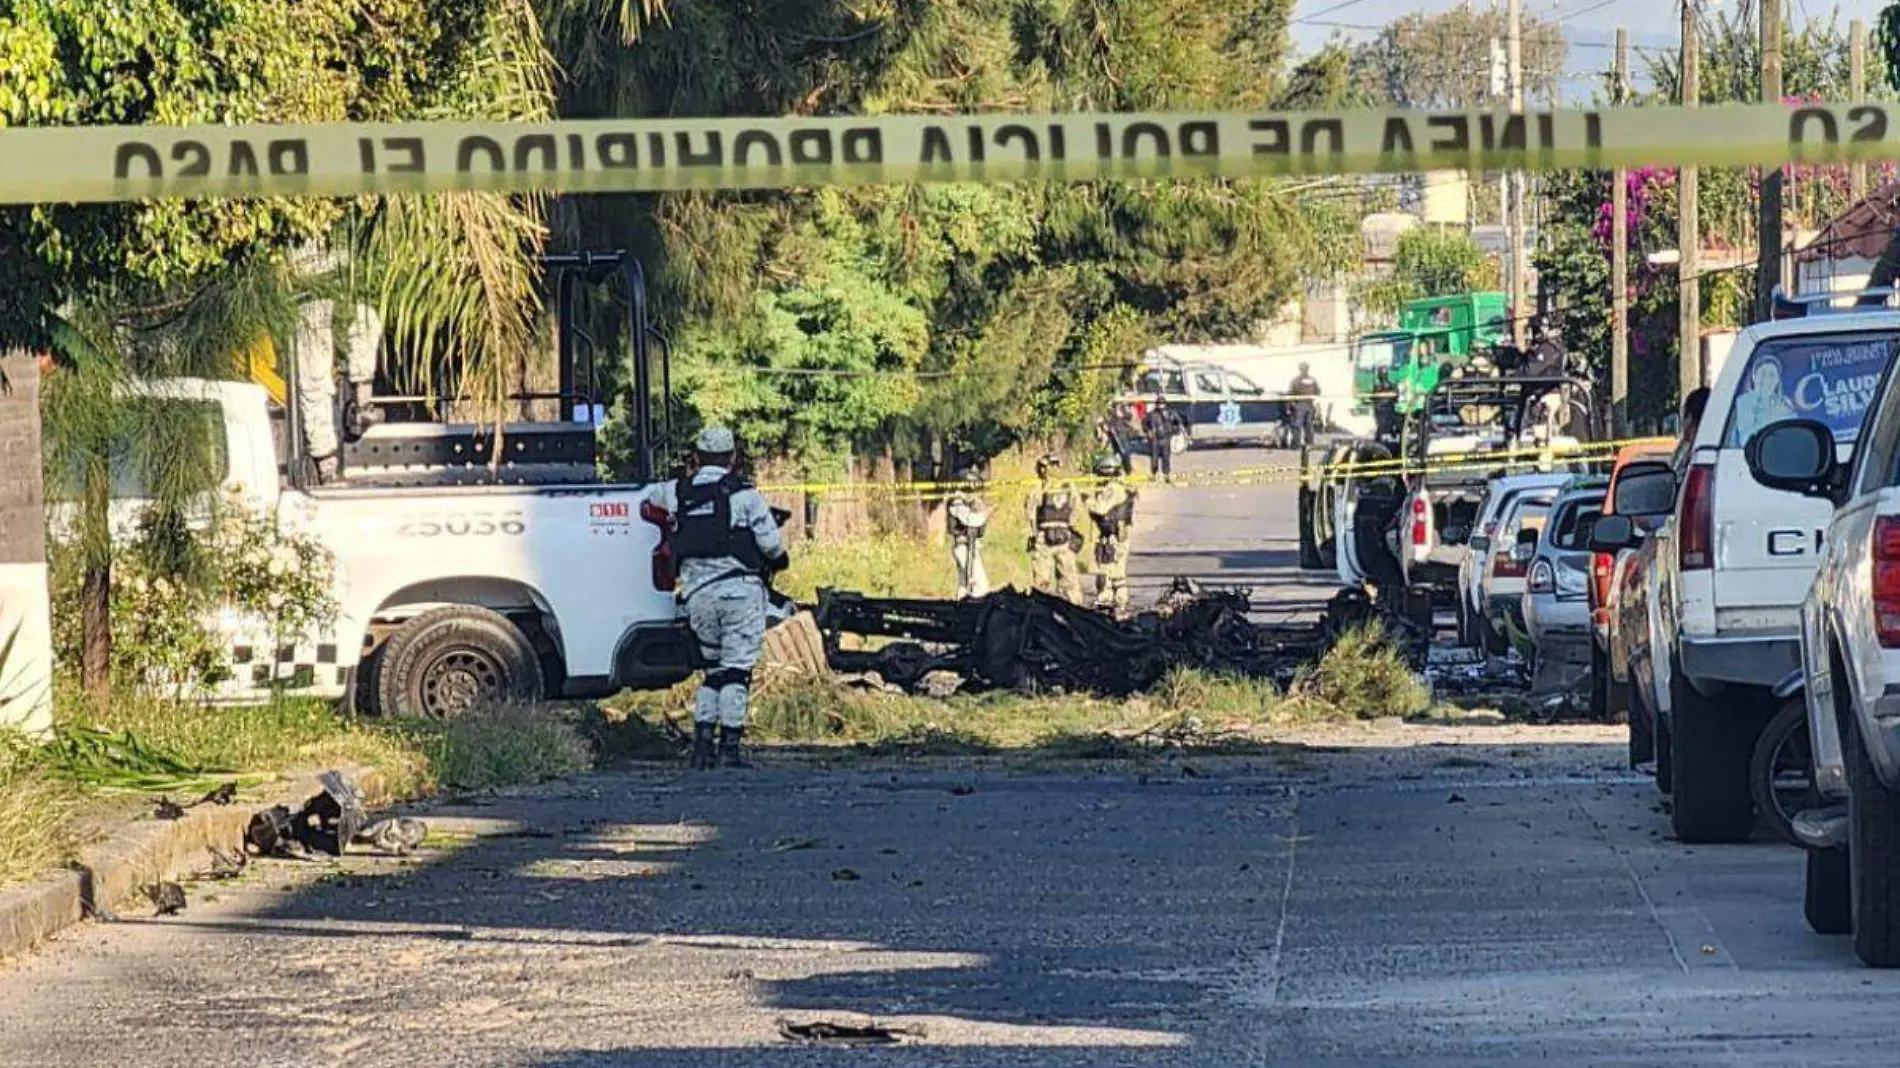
[1726,333,1898,447]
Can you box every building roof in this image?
[1796,180,1900,264]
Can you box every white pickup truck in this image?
[98,252,761,718]
[1747,342,1900,966]
[1616,311,1900,844]
[138,377,699,717]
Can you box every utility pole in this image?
[1612,28,1630,436]
[1680,0,1701,396]
[1755,0,1783,322]
[1853,19,1869,201]
[1507,0,1528,352]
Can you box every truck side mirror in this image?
[1589,514,1635,552]
[1745,420,1843,503]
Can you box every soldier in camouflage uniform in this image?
[1086,455,1138,617]
[1025,454,1084,604]
[645,426,790,770]
[946,467,991,600]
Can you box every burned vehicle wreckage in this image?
[811,580,1428,697]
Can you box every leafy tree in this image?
[1536,3,1885,425]
[552,0,1358,478]
[1345,8,1567,108]
[1358,227,1499,317]
[1,0,565,703]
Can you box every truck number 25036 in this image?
[397,512,527,537]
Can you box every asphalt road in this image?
[3,451,1896,1067]
[1127,444,1338,617]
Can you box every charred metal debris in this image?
[244,771,427,860]
[813,579,1431,697]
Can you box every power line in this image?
[1290,0,1384,26]
[1563,0,1634,19]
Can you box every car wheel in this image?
[1845,711,1900,966]
[375,605,545,718]
[1807,846,1852,936]
[1479,612,1506,656]
[1668,672,1757,843]
[1749,699,1812,848]
[1298,483,1324,570]
[1589,643,1616,723]
[1627,677,1654,769]
[1655,705,1674,792]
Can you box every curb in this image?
[0,766,391,962]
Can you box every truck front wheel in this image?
[375,605,546,718]
[1845,712,1900,966]
[1668,672,1756,843]
[1807,847,1851,935]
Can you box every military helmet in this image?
[1035,453,1061,476]
[1092,455,1122,478]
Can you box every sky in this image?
[1287,0,1889,101]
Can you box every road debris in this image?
[150,782,240,821]
[777,1020,924,1046]
[143,881,186,916]
[815,579,1427,698]
[243,772,426,859]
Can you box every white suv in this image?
[1748,336,1900,966]
[1638,315,1900,844]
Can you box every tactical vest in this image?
[1093,490,1135,536]
[674,474,767,573]
[1035,489,1074,527]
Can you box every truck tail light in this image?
[1493,549,1526,579]
[1590,551,1614,626]
[1678,463,1715,571]
[640,500,677,592]
[1875,517,1900,648]
[1410,496,1428,547]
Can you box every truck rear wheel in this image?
[1297,479,1324,570]
[1749,699,1811,848]
[375,605,545,718]
[1668,673,1756,843]
[1846,712,1900,966]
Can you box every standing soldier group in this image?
[948,452,1139,618]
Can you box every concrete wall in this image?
[0,353,53,736]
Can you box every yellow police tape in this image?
[756,436,1656,500]
[2,101,1894,205]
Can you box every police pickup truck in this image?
[1602,308,1900,847]
[101,254,753,718]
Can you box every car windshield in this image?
[1723,331,1897,447]
[1138,368,1186,395]
[1549,496,1605,550]
[1354,336,1411,371]
[1225,371,1264,396]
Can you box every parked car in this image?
[1481,490,1557,659]
[1523,478,1608,705]
[1746,349,1900,965]
[1457,472,1573,652]
[1610,311,1900,844]
[1590,442,1678,726]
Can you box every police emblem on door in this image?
[1218,400,1241,427]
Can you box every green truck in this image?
[1351,291,1511,417]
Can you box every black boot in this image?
[691,722,717,770]
[718,725,751,769]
